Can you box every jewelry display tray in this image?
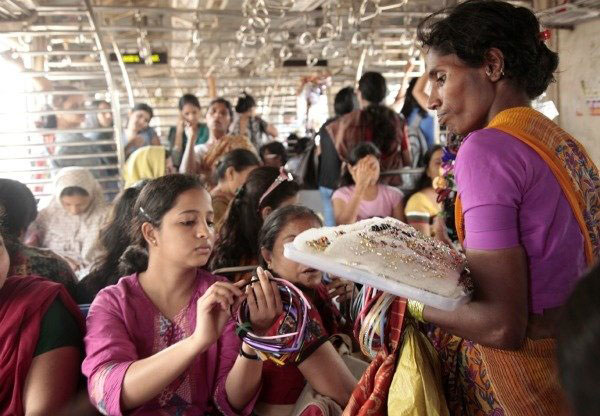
[284,243,471,311]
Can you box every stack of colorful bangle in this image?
[233,277,312,366]
[353,287,396,359]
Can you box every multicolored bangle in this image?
[233,277,312,366]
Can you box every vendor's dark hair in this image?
[209,97,234,119]
[60,186,89,198]
[340,142,382,187]
[119,174,206,274]
[334,87,357,117]
[215,149,261,182]
[209,166,300,274]
[235,92,257,114]
[132,103,154,119]
[79,181,148,302]
[557,264,600,416]
[358,72,398,155]
[0,179,38,238]
[417,0,559,99]
[178,93,201,111]
[258,205,322,269]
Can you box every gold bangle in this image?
[407,300,426,323]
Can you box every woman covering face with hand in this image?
[82,174,282,416]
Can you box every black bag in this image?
[291,138,319,189]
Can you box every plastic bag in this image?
[387,324,449,416]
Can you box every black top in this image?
[317,118,342,189]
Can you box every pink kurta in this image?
[82,270,258,416]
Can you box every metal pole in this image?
[111,39,135,108]
[83,0,125,188]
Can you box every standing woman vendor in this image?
[405,1,600,415]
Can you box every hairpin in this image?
[139,207,154,222]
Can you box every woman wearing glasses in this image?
[209,166,300,282]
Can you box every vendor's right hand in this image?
[192,280,245,350]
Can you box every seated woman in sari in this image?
[397,1,600,414]
[82,174,282,415]
[253,205,358,416]
[0,227,84,415]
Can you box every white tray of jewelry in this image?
[283,217,472,311]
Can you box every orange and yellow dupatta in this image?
[455,106,600,266]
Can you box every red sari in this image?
[0,275,84,415]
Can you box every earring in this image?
[485,68,492,77]
[151,239,157,246]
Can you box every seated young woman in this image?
[0,226,84,415]
[253,205,358,416]
[211,149,261,226]
[404,145,453,245]
[82,174,282,415]
[209,166,300,281]
[26,167,109,279]
[77,180,148,303]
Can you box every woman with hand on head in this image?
[254,205,358,416]
[231,92,279,149]
[168,94,209,168]
[180,98,234,175]
[401,1,600,414]
[82,174,282,415]
[123,103,160,159]
[332,142,405,225]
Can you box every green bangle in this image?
[407,300,426,323]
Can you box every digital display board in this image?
[109,52,168,64]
